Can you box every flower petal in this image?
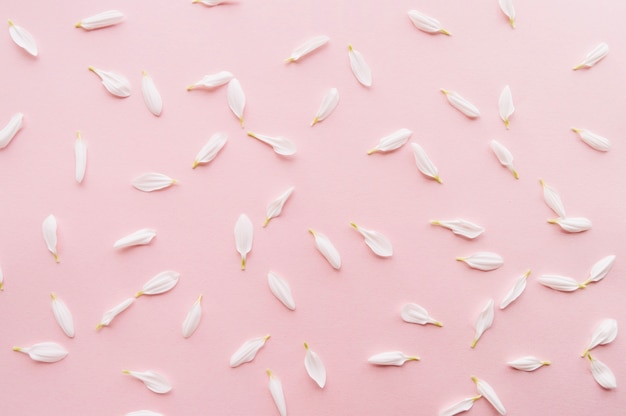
[572,128,610,152]
[227,78,245,127]
[538,275,583,292]
[235,214,253,270]
[439,396,482,416]
[411,142,442,183]
[588,355,617,389]
[431,219,484,239]
[500,270,531,309]
[539,179,567,218]
[8,20,37,56]
[457,252,503,271]
[0,112,24,149]
[584,255,616,285]
[230,335,270,367]
[74,131,87,183]
[582,319,618,356]
[508,356,550,371]
[472,376,506,415]
[286,35,329,62]
[348,44,372,87]
[193,132,227,168]
[42,214,59,263]
[132,173,177,192]
[441,89,480,118]
[268,271,296,310]
[498,0,516,28]
[309,229,341,269]
[304,343,326,388]
[311,87,339,126]
[96,297,134,330]
[75,10,125,30]
[490,140,518,179]
[574,42,608,70]
[13,342,68,363]
[247,132,296,156]
[141,71,163,116]
[267,369,287,416]
[136,271,180,297]
[187,71,234,90]
[367,128,412,154]
[401,303,443,327]
[547,217,592,233]
[368,351,419,366]
[114,228,157,249]
[182,295,202,338]
[264,186,295,227]
[192,0,227,6]
[407,10,451,35]
[88,66,131,97]
[51,293,75,338]
[350,223,393,257]
[471,299,494,348]
[123,370,172,394]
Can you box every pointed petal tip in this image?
[439,28,451,36]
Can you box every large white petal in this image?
[401,303,443,327]
[571,128,610,152]
[141,71,163,116]
[230,335,270,367]
[431,219,484,239]
[42,214,59,263]
[584,255,616,285]
[227,78,246,127]
[267,369,287,416]
[268,271,295,310]
[472,376,506,415]
[123,370,172,394]
[13,342,68,363]
[8,20,38,56]
[235,214,253,270]
[439,396,481,416]
[588,355,617,389]
[573,42,608,70]
[441,89,480,118]
[411,142,441,183]
[182,295,203,338]
[471,299,494,348]
[538,275,583,292]
[304,343,326,388]
[248,132,296,156]
[457,252,503,271]
[114,228,157,249]
[348,44,372,87]
[548,217,592,233]
[97,297,134,330]
[76,10,125,30]
[368,351,419,366]
[309,229,341,269]
[367,128,412,154]
[193,132,227,168]
[51,293,75,338]
[136,271,180,297]
[311,87,339,126]
[539,179,566,218]
[583,319,618,356]
[498,0,516,28]
[264,186,295,227]
[407,10,450,35]
[88,66,131,97]
[508,356,550,371]
[187,71,234,90]
[350,223,393,257]
[286,35,329,62]
[0,113,24,149]
[132,173,177,192]
[490,140,518,179]
[500,270,530,309]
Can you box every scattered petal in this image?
[407,10,451,35]
[268,271,296,310]
[235,214,253,270]
[51,293,75,338]
[0,112,24,149]
[539,179,566,218]
[587,354,617,389]
[8,20,37,56]
[126,411,163,416]
[584,255,616,285]
[304,343,326,388]
[547,217,592,233]
[193,132,227,168]
[500,270,531,309]
[267,369,287,416]
[227,78,245,127]
[0,266,4,290]
[114,228,157,249]
[88,66,131,98]
[123,370,172,394]
[457,252,503,271]
[182,295,203,338]
[348,44,372,87]
[571,128,610,152]
[368,351,419,366]
[401,303,443,327]
[490,140,518,179]
[286,35,329,62]
[75,10,125,30]
[538,275,584,292]
[471,299,494,348]
[309,229,341,269]
[471,376,506,415]
[141,71,163,116]
[441,89,480,118]
[582,319,618,357]
[13,342,68,363]
[573,42,608,70]
[193,0,227,6]
[264,186,295,227]
[247,132,296,156]
[311,87,339,126]
[136,271,180,297]
[350,222,393,257]
[508,356,551,371]
[42,214,59,263]
[439,396,482,416]
[411,142,442,183]
[230,335,270,367]
[430,219,484,239]
[498,0,516,28]
[132,173,177,192]
[499,85,515,129]
[187,71,234,91]
[96,297,134,330]
[75,131,87,183]
[367,128,412,154]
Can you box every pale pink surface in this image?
[1,0,625,414]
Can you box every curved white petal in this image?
[499,85,514,128]
[76,10,125,30]
[583,319,618,356]
[588,355,617,389]
[123,370,172,394]
[187,71,234,90]
[574,42,608,70]
[348,44,372,87]
[309,229,341,269]
[411,142,441,183]
[431,219,484,239]
[88,66,131,97]
[439,396,481,416]
[74,131,87,183]
[136,271,180,297]
[286,35,329,62]
[367,128,412,154]
[539,179,566,218]
[42,214,59,263]
[0,267,4,291]
[441,89,480,118]
[490,140,518,178]
[304,343,326,388]
[97,297,134,330]
[508,356,550,371]
[0,112,24,149]
[401,303,442,327]
[132,173,176,192]
[230,335,270,367]
[235,214,253,270]
[538,274,583,292]
[264,186,295,227]
[141,71,162,116]
[192,0,227,6]
[247,132,296,156]
[51,293,75,338]
[311,87,339,126]
[471,299,494,348]
[457,252,503,271]
[114,228,157,249]
[13,342,68,363]
[227,78,245,127]
[498,0,516,28]
[268,271,295,310]
[8,20,37,56]
[548,217,592,233]
[368,351,419,366]
[407,10,450,35]
[472,376,506,415]
[500,270,530,309]
[350,223,392,257]
[584,255,616,285]
[193,132,227,168]
[182,295,202,338]
[267,370,287,416]
[572,128,610,152]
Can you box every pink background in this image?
[1,0,625,414]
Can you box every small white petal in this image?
[126,411,163,416]
[88,66,131,98]
[583,319,618,356]
[471,299,494,348]
[193,132,227,168]
[431,219,484,239]
[13,342,68,363]
[248,132,296,156]
[286,35,329,62]
[0,266,4,291]
[588,355,617,389]
[182,295,203,338]
[500,270,531,309]
[74,132,87,183]
[407,10,451,35]
[235,214,253,270]
[268,271,295,310]
[267,369,287,416]
[499,85,515,128]
[441,89,480,118]
[0,112,24,149]
[230,335,270,367]
[309,229,341,269]
[538,275,583,292]
[401,303,443,327]
[498,0,516,28]
[411,142,442,183]
[367,128,412,154]
[548,217,592,233]
[584,255,616,285]
[457,252,503,271]
[96,297,134,330]
[350,223,393,257]
[348,44,372,87]
[508,356,551,371]
[311,87,339,126]
[572,128,610,152]
[51,293,74,338]
[439,396,482,416]
[123,370,172,394]
[114,228,157,249]
[8,20,37,56]
[574,42,609,70]
[264,186,295,227]
[76,10,124,30]
[132,173,177,192]
[368,351,419,366]
[490,140,518,179]
[187,71,234,90]
[304,343,326,388]
[193,0,227,6]
[539,179,567,218]
[136,271,180,297]
[141,71,163,116]
[227,78,246,127]
[42,214,59,263]
[472,376,506,415]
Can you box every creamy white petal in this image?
[498,0,516,28]
[74,131,87,183]
[8,20,37,56]
[368,351,419,366]
[309,229,341,269]
[235,214,253,270]
[126,411,163,416]
[499,85,514,129]
[187,71,234,90]
[193,132,227,168]
[539,179,566,218]
[248,132,296,156]
[471,299,494,348]
[114,228,157,249]
[490,140,518,179]
[401,303,443,327]
[583,319,618,356]
[574,42,609,70]
[500,270,531,309]
[230,335,270,367]
[51,293,74,338]
[182,295,202,338]
[548,217,592,233]
[42,214,59,263]
[264,186,295,227]
[304,343,326,388]
[13,342,68,363]
[431,219,484,239]
[457,252,503,271]
[441,89,480,118]
[472,376,506,415]
[227,78,245,127]
[132,173,177,192]
[193,0,227,6]
[0,266,4,290]
[96,297,134,330]
[538,275,583,292]
[588,354,617,389]
[367,128,412,154]
[348,44,372,87]
[76,10,124,30]
[136,271,180,297]
[268,271,295,310]
[311,88,339,126]
[286,35,329,62]
[572,128,610,152]
[411,142,441,183]
[350,223,393,257]
[88,66,131,98]
[508,356,550,371]
[267,369,287,416]
[141,71,162,116]
[440,396,482,416]
[584,255,616,285]
[407,10,451,35]
[123,370,172,394]
[0,113,24,149]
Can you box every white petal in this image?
[500,270,531,309]
[498,0,516,28]
[235,214,253,270]
[132,173,177,192]
[311,88,339,126]
[88,66,131,98]
[350,223,393,257]
[123,370,172,394]
[264,186,295,227]
[368,351,419,366]
[182,295,202,338]
[348,44,372,87]
[407,10,450,35]
[572,128,610,152]
[441,89,480,118]
[248,132,296,156]
[193,0,227,6]
[490,140,518,179]
[574,42,609,70]
[8,20,37,56]
[457,252,503,271]
[508,356,550,371]
[227,78,245,127]
[411,142,442,183]
[51,293,74,338]
[230,335,270,367]
[286,35,329,62]
[268,271,296,310]
[126,411,163,416]
[472,376,506,415]
[588,355,617,389]
[76,10,124,30]
[304,343,326,388]
[367,128,412,154]
[187,71,234,90]
[548,217,592,233]
[114,228,157,249]
[584,255,616,285]
[267,370,287,416]
[309,229,341,269]
[141,71,162,116]
[136,271,180,297]
[0,266,4,291]
[193,132,227,168]
[583,319,618,356]
[439,396,482,416]
[0,112,24,149]
[471,299,494,348]
[539,179,566,218]
[74,131,87,183]
[401,303,443,327]
[42,214,59,263]
[431,219,484,239]
[96,297,134,330]
[13,342,68,363]
[498,85,515,128]
[538,275,583,292]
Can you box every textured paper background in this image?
[1,0,625,414]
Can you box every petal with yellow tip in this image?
[75,10,124,30]
[227,78,245,127]
[88,66,130,97]
[411,142,442,183]
[439,396,481,416]
[348,44,372,87]
[471,299,494,348]
[267,369,287,416]
[123,370,171,394]
[367,128,412,154]
[286,35,329,62]
[141,71,162,116]
[407,10,451,35]
[311,87,339,126]
[13,342,67,363]
[368,351,419,366]
[490,140,518,179]
[51,293,75,338]
[136,271,180,297]
[8,20,37,56]
[182,295,203,338]
[498,0,516,28]
[441,89,480,118]
[264,186,294,227]
[42,214,59,263]
[97,297,134,330]
[193,132,227,168]
[230,335,270,367]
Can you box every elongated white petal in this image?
[227,78,245,127]
[499,85,514,128]
[350,223,393,257]
[584,255,616,285]
[267,369,287,416]
[96,297,134,330]
[440,396,482,416]
[457,252,503,271]
[490,140,518,179]
[264,186,295,227]
[76,10,124,30]
[538,275,583,292]
[367,128,412,154]
[132,173,176,192]
[539,179,566,218]
[42,214,59,263]
[311,88,339,126]
[287,35,329,62]
[230,335,270,367]
[309,229,341,269]
[548,217,592,233]
[126,411,163,416]
[588,355,617,389]
[88,66,130,97]
[572,128,610,152]
[508,356,550,371]
[74,131,87,183]
[193,132,227,168]
[192,0,227,6]
[441,89,480,118]
[498,0,516,28]
[348,44,372,87]
[123,370,171,394]
[500,270,531,309]
[51,293,74,338]
[8,20,37,56]
[472,376,506,415]
[248,132,296,156]
[304,343,326,388]
[471,299,494,348]
[141,71,162,116]
[136,271,180,297]
[235,214,253,270]
[431,219,484,239]
[0,113,24,149]
[368,351,419,366]
[114,228,157,249]
[268,271,295,310]
[182,295,202,338]
[187,71,234,91]
[0,266,4,291]
[401,303,443,327]
[407,10,451,35]
[583,319,618,356]
[411,142,441,183]
[574,42,608,70]
[13,342,68,363]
